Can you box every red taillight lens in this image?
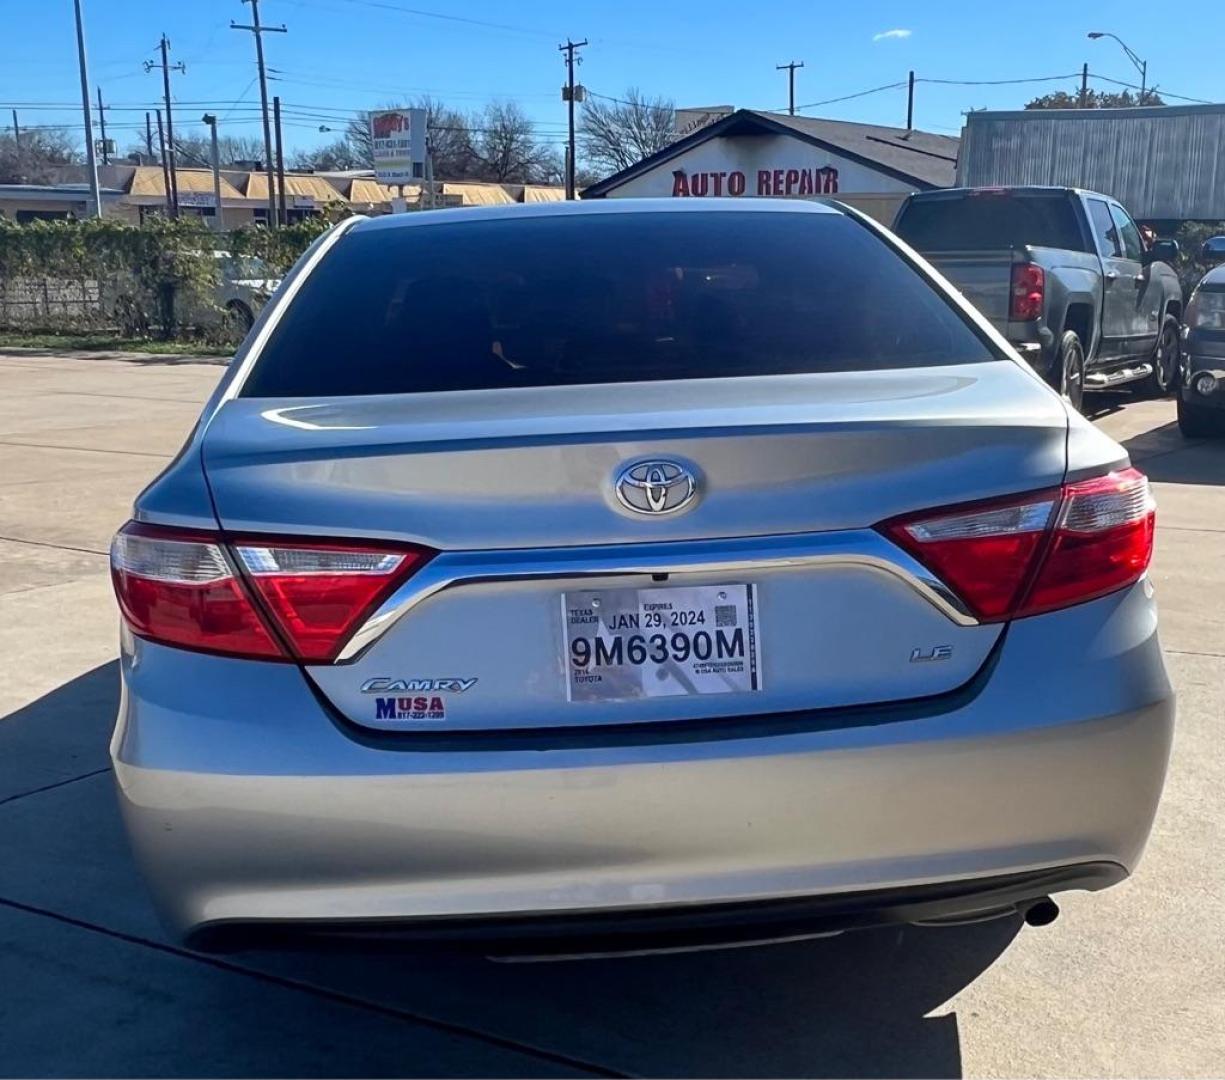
[884,468,1155,622]
[886,492,1059,620]
[110,524,430,662]
[1010,263,1045,322]
[1021,469,1156,616]
[234,541,427,661]
[111,524,283,660]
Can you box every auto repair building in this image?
[582,109,959,222]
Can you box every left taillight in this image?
[1009,262,1045,322]
[110,523,429,662]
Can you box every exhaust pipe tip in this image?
[1024,897,1060,927]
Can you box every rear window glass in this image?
[242,211,994,398]
[895,194,1087,253]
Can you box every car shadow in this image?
[1119,421,1225,484]
[3,662,1024,1079]
[1082,390,1134,421]
[0,346,230,366]
[267,915,1020,1078]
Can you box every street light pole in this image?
[202,114,223,231]
[72,0,102,218]
[1087,31,1149,101]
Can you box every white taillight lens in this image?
[110,525,284,659]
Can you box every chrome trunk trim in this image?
[336,529,978,663]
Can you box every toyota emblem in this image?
[614,459,698,516]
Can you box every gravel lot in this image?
[1,350,1221,1078]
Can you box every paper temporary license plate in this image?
[563,584,761,702]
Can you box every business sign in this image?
[670,165,839,197]
[370,108,427,184]
[178,191,217,208]
[674,106,733,137]
[290,195,316,209]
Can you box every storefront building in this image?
[582,109,959,224]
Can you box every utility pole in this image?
[11,110,19,147]
[906,70,915,129]
[145,36,185,217]
[202,114,223,230]
[232,0,287,228]
[1080,63,1089,107]
[145,112,153,159]
[155,110,172,215]
[273,95,287,226]
[72,0,103,218]
[558,37,587,201]
[776,60,804,116]
[96,86,109,164]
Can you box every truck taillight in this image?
[110,523,431,662]
[1010,263,1045,322]
[883,468,1155,622]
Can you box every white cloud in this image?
[872,28,912,42]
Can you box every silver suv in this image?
[109,200,1173,950]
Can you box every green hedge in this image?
[0,216,334,340]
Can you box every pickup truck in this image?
[892,186,1183,410]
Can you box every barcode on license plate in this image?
[714,604,738,627]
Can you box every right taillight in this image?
[1010,263,1045,322]
[884,467,1155,622]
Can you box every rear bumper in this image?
[186,863,1125,954]
[1180,359,1225,409]
[111,582,1174,942]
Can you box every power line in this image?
[1089,73,1215,104]
[917,73,1081,86]
[793,80,911,113]
[291,0,558,39]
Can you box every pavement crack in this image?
[0,534,109,556]
[0,768,113,808]
[0,895,630,1078]
[1165,648,1225,659]
[0,439,172,460]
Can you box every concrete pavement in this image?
[0,352,1222,1077]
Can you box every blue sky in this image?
[4,0,1221,160]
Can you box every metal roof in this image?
[957,104,1225,220]
[583,109,960,197]
[127,167,244,200]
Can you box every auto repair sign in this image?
[371,109,427,184]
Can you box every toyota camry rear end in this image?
[109,200,1173,949]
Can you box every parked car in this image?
[207,252,281,333]
[108,251,280,337]
[1178,244,1225,437]
[109,200,1173,952]
[892,186,1183,410]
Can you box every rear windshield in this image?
[895,193,1087,254]
[242,211,994,398]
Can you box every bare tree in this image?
[291,138,363,172]
[131,132,268,169]
[579,88,676,178]
[473,101,556,183]
[0,129,79,184]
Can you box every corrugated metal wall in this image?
[957,105,1225,219]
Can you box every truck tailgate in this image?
[920,250,1016,332]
